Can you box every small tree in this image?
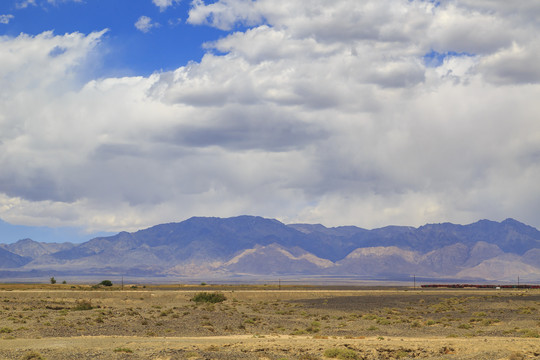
[50,276,56,284]
[99,280,113,287]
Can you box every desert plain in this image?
[0,283,539,360]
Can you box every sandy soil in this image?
[0,285,539,359]
[1,334,540,360]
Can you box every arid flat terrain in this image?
[0,284,539,359]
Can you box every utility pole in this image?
[413,274,416,290]
[122,275,124,291]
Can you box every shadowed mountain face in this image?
[0,216,539,281]
[0,246,30,268]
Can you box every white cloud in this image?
[16,0,82,8]
[153,0,181,12]
[135,16,159,33]
[480,41,540,84]
[16,0,36,9]
[188,0,263,30]
[2,1,540,233]
[168,17,182,27]
[0,15,14,24]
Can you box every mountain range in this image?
[1,216,539,282]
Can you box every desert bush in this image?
[519,329,540,338]
[0,327,13,333]
[113,347,133,353]
[72,300,93,311]
[481,318,499,326]
[22,352,45,360]
[508,352,525,360]
[324,348,358,360]
[191,292,227,304]
[394,350,410,359]
[306,321,321,333]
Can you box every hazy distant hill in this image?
[0,216,539,282]
[0,239,75,259]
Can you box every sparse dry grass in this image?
[0,284,539,359]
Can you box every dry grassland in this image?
[0,284,539,359]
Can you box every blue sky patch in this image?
[0,0,229,76]
[423,50,475,67]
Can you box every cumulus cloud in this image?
[188,0,263,30]
[135,16,159,33]
[480,41,540,84]
[153,0,181,12]
[2,0,540,232]
[0,15,14,24]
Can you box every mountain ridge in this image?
[0,216,539,282]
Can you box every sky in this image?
[1,0,540,243]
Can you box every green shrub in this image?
[191,292,227,304]
[520,329,540,338]
[99,280,113,287]
[306,321,321,333]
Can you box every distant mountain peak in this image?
[501,218,530,228]
[1,216,539,282]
